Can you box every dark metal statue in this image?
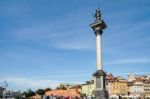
[95,9,102,21]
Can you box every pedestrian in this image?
[119,95,122,99]
[46,96,49,99]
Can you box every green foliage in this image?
[23,89,35,98]
[44,88,52,92]
[58,84,67,90]
[36,89,45,96]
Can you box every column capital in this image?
[95,29,103,36]
[93,70,107,78]
[90,20,106,35]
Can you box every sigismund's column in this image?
[90,9,109,99]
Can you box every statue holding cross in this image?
[95,9,102,21]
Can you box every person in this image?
[87,95,91,99]
[42,95,46,99]
[119,95,122,99]
[46,96,49,99]
[49,94,53,99]
[65,96,70,99]
[83,94,87,99]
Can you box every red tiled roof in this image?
[45,88,81,97]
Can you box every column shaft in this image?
[96,33,102,70]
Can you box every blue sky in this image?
[0,0,150,91]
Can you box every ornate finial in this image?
[95,8,102,21]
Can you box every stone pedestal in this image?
[93,90,109,99]
[92,70,109,99]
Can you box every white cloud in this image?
[8,19,95,51]
[30,74,90,79]
[11,24,68,40]
[5,78,60,91]
[105,58,150,65]
[53,40,94,51]
[2,75,87,91]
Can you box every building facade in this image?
[106,75,128,96]
[128,79,144,96]
[111,80,128,95]
[81,83,94,96]
[143,80,150,98]
[106,81,113,96]
[0,87,4,98]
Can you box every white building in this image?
[128,80,144,96]
[106,81,113,96]
[3,90,12,98]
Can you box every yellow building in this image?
[106,76,128,96]
[112,81,128,95]
[143,80,150,98]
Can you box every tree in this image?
[36,89,45,98]
[58,84,67,90]
[44,88,52,92]
[23,89,35,98]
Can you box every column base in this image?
[92,70,109,99]
[93,90,109,99]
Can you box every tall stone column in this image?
[90,9,109,99]
[96,30,103,71]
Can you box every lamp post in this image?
[90,9,109,99]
